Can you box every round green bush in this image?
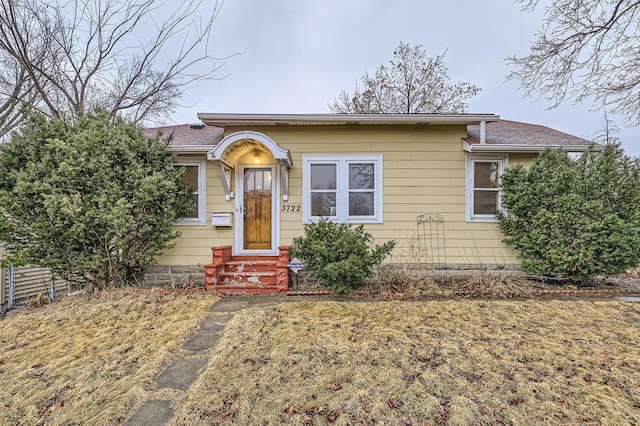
[290,218,395,293]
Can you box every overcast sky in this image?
[169,0,640,157]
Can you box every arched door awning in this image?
[207,130,293,201]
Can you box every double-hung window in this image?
[175,158,206,225]
[303,155,383,223]
[466,154,507,222]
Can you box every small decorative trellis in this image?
[416,214,447,271]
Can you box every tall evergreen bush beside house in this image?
[497,145,640,281]
[0,111,193,290]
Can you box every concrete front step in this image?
[219,271,277,285]
[207,282,283,295]
[205,246,291,294]
[224,259,278,273]
[230,255,279,261]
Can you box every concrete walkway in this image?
[124,295,320,426]
[124,297,252,426]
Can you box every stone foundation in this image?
[139,262,524,291]
[400,263,526,279]
[292,263,525,290]
[138,265,205,288]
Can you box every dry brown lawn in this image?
[0,289,218,425]
[173,300,640,425]
[1,292,639,425]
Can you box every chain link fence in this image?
[1,245,69,312]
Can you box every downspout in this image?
[480,120,486,144]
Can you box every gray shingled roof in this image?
[143,124,223,146]
[145,118,596,149]
[465,119,595,146]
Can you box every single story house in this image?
[143,113,598,293]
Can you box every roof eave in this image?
[198,113,500,127]
[462,141,603,153]
[166,145,214,153]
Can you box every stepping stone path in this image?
[124,295,338,425]
[124,297,255,426]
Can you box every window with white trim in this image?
[303,155,383,223]
[175,158,206,225]
[466,154,507,222]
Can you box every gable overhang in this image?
[208,130,292,167]
[207,130,293,201]
[462,140,604,153]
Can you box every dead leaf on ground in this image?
[326,381,342,391]
[387,398,404,409]
[325,408,341,423]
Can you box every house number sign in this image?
[286,258,305,274]
[281,204,301,212]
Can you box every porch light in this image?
[253,152,261,164]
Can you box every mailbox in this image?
[211,211,233,227]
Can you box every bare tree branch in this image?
[329,41,481,114]
[592,110,622,145]
[0,0,231,137]
[507,0,640,126]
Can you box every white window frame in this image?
[466,154,508,222]
[175,158,207,225]
[302,154,383,224]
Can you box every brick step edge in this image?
[210,282,280,288]
[229,256,279,262]
[206,283,286,295]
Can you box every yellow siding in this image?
[509,153,536,168]
[159,158,234,266]
[161,125,540,268]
